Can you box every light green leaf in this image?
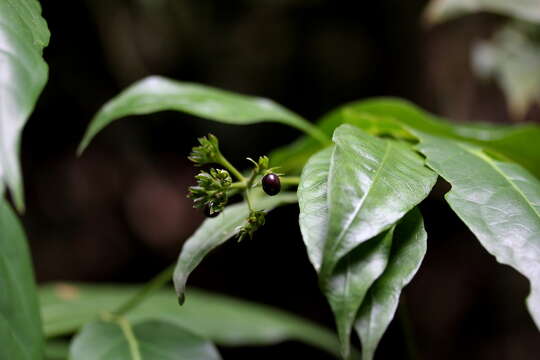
[173,192,297,303]
[327,229,394,359]
[424,0,540,24]
[298,127,435,358]
[298,147,334,271]
[0,0,50,211]
[417,133,540,329]
[0,199,44,360]
[355,209,427,360]
[40,283,344,358]
[336,98,540,179]
[472,24,540,119]
[320,125,436,281]
[78,76,329,154]
[69,319,221,360]
[271,97,540,178]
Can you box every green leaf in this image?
[335,98,540,179]
[320,125,436,282]
[298,147,334,271]
[327,229,394,359]
[355,209,427,360]
[472,24,540,119]
[70,319,221,360]
[416,133,540,329]
[0,199,44,360]
[424,0,540,24]
[45,340,69,360]
[299,145,393,359]
[173,192,297,303]
[78,76,330,154]
[298,128,435,358]
[0,0,50,211]
[272,97,540,178]
[40,283,344,358]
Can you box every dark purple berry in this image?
[204,204,219,218]
[262,173,281,196]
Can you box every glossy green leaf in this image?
[424,0,540,24]
[271,97,540,178]
[320,125,436,281]
[0,199,44,360]
[40,283,344,358]
[70,319,221,360]
[417,133,540,329]
[327,229,394,359]
[355,209,427,360]
[173,192,297,303]
[78,76,329,154]
[0,0,50,211]
[336,98,540,178]
[472,24,540,119]
[298,147,334,271]
[300,145,385,359]
[298,127,435,358]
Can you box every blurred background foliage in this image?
[26,0,540,358]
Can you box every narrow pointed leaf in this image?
[40,283,344,358]
[78,76,329,154]
[0,199,44,360]
[70,319,221,360]
[328,229,394,359]
[173,192,297,302]
[298,147,333,271]
[298,140,432,358]
[0,0,50,211]
[417,133,540,329]
[321,125,436,281]
[355,209,427,360]
[299,146,391,359]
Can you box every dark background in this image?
[25,0,539,359]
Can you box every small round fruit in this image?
[262,173,281,196]
[204,204,219,218]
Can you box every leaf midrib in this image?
[458,143,540,220]
[328,141,393,264]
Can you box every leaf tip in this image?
[177,293,186,306]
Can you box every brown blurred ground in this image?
[25,0,540,358]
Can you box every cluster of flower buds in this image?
[188,134,220,166]
[187,134,284,240]
[188,168,232,215]
[237,210,266,241]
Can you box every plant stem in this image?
[399,297,419,360]
[244,190,254,212]
[297,121,332,146]
[280,176,300,185]
[217,153,245,182]
[114,264,175,316]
